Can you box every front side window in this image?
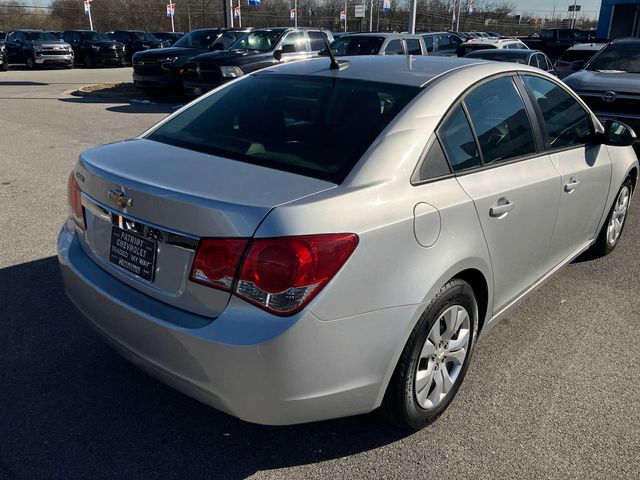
[280,31,307,52]
[438,104,481,172]
[384,39,404,55]
[406,39,422,55]
[173,29,219,48]
[422,35,434,52]
[463,77,536,164]
[147,75,420,183]
[522,75,592,150]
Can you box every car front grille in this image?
[183,62,221,82]
[41,47,71,55]
[133,62,163,75]
[580,92,640,117]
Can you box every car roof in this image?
[13,29,43,32]
[256,55,489,87]
[466,49,535,58]
[465,38,522,45]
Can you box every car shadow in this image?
[1,256,408,479]
[58,96,183,114]
[0,80,49,86]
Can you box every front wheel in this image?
[590,178,633,257]
[25,55,34,69]
[379,279,478,430]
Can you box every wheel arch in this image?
[451,268,490,334]
[628,166,637,193]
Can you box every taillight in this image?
[190,239,248,291]
[67,171,85,228]
[236,234,358,315]
[189,234,359,316]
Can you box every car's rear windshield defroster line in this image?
[146,74,422,183]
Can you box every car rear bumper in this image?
[58,222,413,425]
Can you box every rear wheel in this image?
[590,178,633,257]
[380,279,478,430]
[1,58,8,71]
[25,55,34,70]
[83,55,93,68]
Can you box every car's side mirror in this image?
[273,49,282,61]
[603,120,638,147]
[571,59,585,71]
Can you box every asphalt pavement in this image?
[1,67,639,480]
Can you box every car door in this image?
[448,76,561,312]
[277,31,309,63]
[520,74,612,270]
[307,31,329,55]
[5,32,21,62]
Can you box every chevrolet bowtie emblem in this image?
[107,189,133,208]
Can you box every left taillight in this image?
[67,170,85,228]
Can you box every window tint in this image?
[384,39,404,55]
[308,31,328,51]
[62,31,72,43]
[450,35,462,47]
[147,75,420,183]
[418,138,451,181]
[437,35,451,49]
[406,38,422,55]
[522,75,592,149]
[438,104,481,172]
[281,31,307,52]
[464,77,536,164]
[423,35,434,52]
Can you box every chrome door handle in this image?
[489,199,515,217]
[564,178,580,193]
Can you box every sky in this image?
[510,0,602,15]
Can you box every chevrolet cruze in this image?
[58,56,638,430]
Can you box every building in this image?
[597,0,640,39]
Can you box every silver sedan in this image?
[58,55,638,430]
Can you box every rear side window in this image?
[406,39,422,55]
[521,75,592,150]
[418,138,451,181]
[308,31,328,51]
[438,104,481,172]
[384,39,404,55]
[423,35,434,52]
[281,31,307,52]
[463,77,536,165]
[147,74,421,183]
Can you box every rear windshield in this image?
[330,36,385,56]
[147,74,421,182]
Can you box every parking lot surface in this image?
[1,68,639,479]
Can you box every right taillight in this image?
[190,234,359,316]
[67,171,85,228]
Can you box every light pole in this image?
[408,0,417,34]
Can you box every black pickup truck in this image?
[519,28,599,58]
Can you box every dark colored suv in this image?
[62,30,126,67]
[132,28,250,94]
[109,30,165,63]
[4,29,73,69]
[182,27,333,97]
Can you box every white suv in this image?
[458,38,528,57]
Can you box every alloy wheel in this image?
[414,305,471,410]
[607,186,630,246]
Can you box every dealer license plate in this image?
[109,227,157,282]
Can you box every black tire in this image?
[589,177,633,257]
[83,55,93,68]
[1,59,8,72]
[25,55,35,70]
[379,279,479,431]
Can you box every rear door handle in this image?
[489,199,515,217]
[564,178,580,193]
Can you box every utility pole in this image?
[188,2,192,31]
[376,0,380,31]
[345,0,348,32]
[456,0,462,32]
[408,0,417,34]
[294,0,298,28]
[369,0,373,31]
[571,0,578,29]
